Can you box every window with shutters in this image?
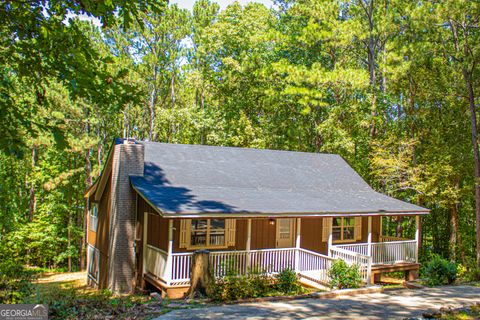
[332,217,355,242]
[190,219,226,248]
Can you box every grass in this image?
[27,271,170,320]
[436,304,480,320]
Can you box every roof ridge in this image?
[141,141,341,157]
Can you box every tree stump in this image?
[186,250,214,299]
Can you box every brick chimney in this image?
[107,139,144,293]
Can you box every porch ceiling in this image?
[131,142,429,217]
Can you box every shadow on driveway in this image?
[155,285,480,320]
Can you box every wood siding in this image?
[136,195,161,286]
[94,173,112,288]
[300,217,326,254]
[250,219,276,250]
[147,214,169,251]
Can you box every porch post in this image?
[164,219,174,285]
[379,216,383,241]
[367,216,372,257]
[246,219,252,272]
[415,215,420,263]
[327,220,333,257]
[142,212,148,275]
[295,218,301,272]
[366,216,373,286]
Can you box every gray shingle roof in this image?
[130,142,429,216]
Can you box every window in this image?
[87,245,99,282]
[190,219,225,248]
[89,203,98,232]
[180,219,235,249]
[332,217,355,242]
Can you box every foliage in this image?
[1,0,480,294]
[328,260,362,290]
[28,272,156,320]
[209,273,271,301]
[0,262,35,304]
[209,268,304,302]
[423,255,458,286]
[275,268,303,295]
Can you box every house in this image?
[84,138,429,298]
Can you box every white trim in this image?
[415,215,420,263]
[327,221,333,257]
[295,218,301,272]
[157,211,430,219]
[367,216,372,257]
[143,212,148,275]
[89,203,98,232]
[147,244,168,255]
[164,219,174,284]
[130,184,430,218]
[246,219,252,271]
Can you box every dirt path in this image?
[155,285,480,320]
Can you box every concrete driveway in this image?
[155,285,480,319]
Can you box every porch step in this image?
[299,276,330,291]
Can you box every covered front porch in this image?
[142,214,421,297]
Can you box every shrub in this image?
[328,260,362,289]
[423,255,457,286]
[209,273,272,301]
[0,261,35,303]
[209,268,305,302]
[275,268,303,294]
[466,268,480,282]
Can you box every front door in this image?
[276,218,295,248]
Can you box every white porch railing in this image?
[298,248,333,284]
[146,247,333,287]
[209,248,297,277]
[145,240,417,288]
[333,240,417,265]
[329,246,371,282]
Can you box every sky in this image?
[63,0,274,28]
[171,0,274,11]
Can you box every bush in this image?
[423,255,457,286]
[209,268,305,302]
[275,268,303,294]
[0,261,35,304]
[466,268,480,282]
[328,260,362,289]
[209,273,272,301]
[455,258,480,283]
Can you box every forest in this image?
[0,0,479,278]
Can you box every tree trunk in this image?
[170,71,176,142]
[464,68,480,267]
[187,250,214,299]
[81,147,92,271]
[449,203,458,262]
[28,146,37,222]
[200,86,205,145]
[149,87,157,141]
